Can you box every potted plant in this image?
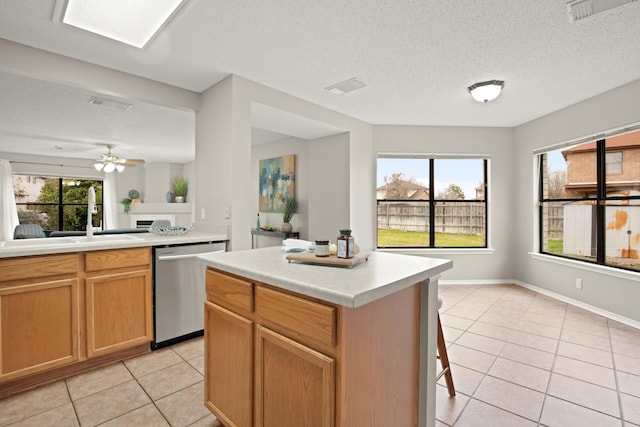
[173,176,188,203]
[281,196,296,232]
[121,198,132,213]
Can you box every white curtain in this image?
[103,172,119,229]
[0,159,20,240]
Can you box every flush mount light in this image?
[468,80,505,103]
[61,0,186,48]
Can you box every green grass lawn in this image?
[377,229,484,247]
[547,239,563,253]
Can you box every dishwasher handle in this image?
[157,250,224,261]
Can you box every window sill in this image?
[529,252,640,281]
[377,248,495,256]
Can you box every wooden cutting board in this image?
[286,251,369,268]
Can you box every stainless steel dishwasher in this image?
[152,241,226,349]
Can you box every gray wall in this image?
[373,125,516,281]
[513,79,640,322]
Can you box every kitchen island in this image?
[198,247,452,427]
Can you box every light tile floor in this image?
[436,283,640,427]
[0,337,222,427]
[2,283,639,426]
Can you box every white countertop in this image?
[0,231,228,258]
[198,247,452,308]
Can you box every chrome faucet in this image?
[87,186,97,239]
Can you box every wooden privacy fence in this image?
[544,203,564,239]
[377,201,485,235]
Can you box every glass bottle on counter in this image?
[256,213,260,229]
[337,229,354,259]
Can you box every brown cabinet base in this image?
[205,267,422,427]
[0,343,149,399]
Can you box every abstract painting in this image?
[259,155,296,212]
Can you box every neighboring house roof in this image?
[562,132,640,158]
[375,179,429,192]
[376,179,429,200]
[408,189,429,200]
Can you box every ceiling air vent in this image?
[325,77,367,95]
[88,96,132,111]
[566,0,637,21]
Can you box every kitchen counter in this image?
[199,246,452,426]
[0,231,228,258]
[198,246,451,308]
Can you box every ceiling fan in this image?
[93,144,144,173]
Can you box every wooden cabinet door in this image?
[255,325,335,427]
[205,301,253,427]
[85,269,152,358]
[0,278,79,381]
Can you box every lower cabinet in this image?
[0,248,153,392]
[85,269,152,358]
[255,325,335,427]
[0,277,79,381]
[205,268,337,427]
[85,247,153,358]
[205,301,253,427]
[205,267,423,427]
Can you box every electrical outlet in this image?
[576,278,583,290]
[225,205,231,219]
[200,208,206,220]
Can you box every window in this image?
[606,152,622,174]
[538,129,640,272]
[13,176,103,232]
[376,156,488,248]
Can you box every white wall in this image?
[514,79,640,321]
[196,75,372,251]
[252,136,310,245]
[373,125,516,281]
[249,132,350,248]
[308,133,350,242]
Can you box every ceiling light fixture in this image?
[94,144,125,173]
[468,80,505,103]
[61,0,186,48]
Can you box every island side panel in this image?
[338,283,421,426]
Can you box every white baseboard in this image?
[439,279,640,331]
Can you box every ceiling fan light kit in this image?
[94,144,139,173]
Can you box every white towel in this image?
[282,238,313,252]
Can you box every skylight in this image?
[62,0,185,48]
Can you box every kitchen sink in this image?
[0,234,143,248]
[70,234,143,243]
[0,237,75,247]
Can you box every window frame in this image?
[537,134,640,273]
[14,176,104,232]
[376,155,489,250]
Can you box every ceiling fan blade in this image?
[121,158,145,166]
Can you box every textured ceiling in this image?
[0,0,639,163]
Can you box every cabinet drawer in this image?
[256,285,336,348]
[85,248,151,272]
[0,254,78,283]
[206,269,254,314]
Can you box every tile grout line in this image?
[608,319,626,425]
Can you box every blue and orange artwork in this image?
[259,155,295,212]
